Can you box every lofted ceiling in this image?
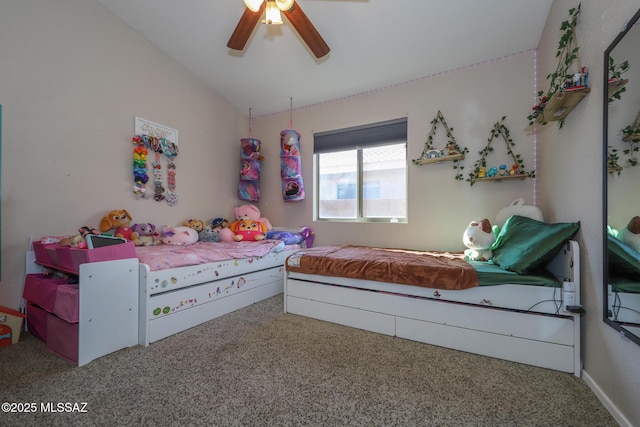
[95,0,553,117]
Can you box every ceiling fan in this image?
[227,0,330,58]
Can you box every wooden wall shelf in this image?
[536,88,591,124]
[608,166,623,174]
[413,153,464,165]
[470,174,529,184]
[608,78,629,99]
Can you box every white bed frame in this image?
[138,249,291,346]
[285,241,582,376]
[607,284,640,337]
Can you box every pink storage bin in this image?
[26,302,48,342]
[54,246,74,271]
[33,241,57,265]
[46,313,78,364]
[53,284,79,323]
[45,246,60,266]
[70,241,136,273]
[23,274,70,313]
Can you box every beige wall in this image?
[0,0,247,308]
[251,53,537,251]
[1,0,639,425]
[535,1,640,425]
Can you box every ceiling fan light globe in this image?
[263,1,283,24]
[275,0,294,12]
[243,0,263,13]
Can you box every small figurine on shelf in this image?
[486,167,498,177]
[509,164,520,175]
[477,167,486,178]
[498,164,508,177]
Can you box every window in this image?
[314,118,407,222]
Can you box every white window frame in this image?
[313,118,408,223]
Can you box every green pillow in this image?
[491,215,580,274]
[608,234,640,281]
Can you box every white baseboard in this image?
[582,369,632,427]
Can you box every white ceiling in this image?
[95,0,553,117]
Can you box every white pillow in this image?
[495,198,544,228]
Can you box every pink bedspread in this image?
[135,240,285,271]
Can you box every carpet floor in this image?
[0,295,617,426]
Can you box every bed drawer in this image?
[147,267,283,322]
[396,317,575,373]
[147,280,283,344]
[392,294,575,346]
[286,296,396,336]
[286,279,401,315]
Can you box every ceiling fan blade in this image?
[227,2,265,51]
[282,1,330,58]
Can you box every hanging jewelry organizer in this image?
[132,135,179,205]
[280,98,305,202]
[467,116,535,185]
[239,108,264,202]
[412,110,468,180]
[132,117,179,205]
[528,3,590,127]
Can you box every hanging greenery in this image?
[608,57,630,103]
[467,116,535,186]
[527,3,585,128]
[412,110,468,180]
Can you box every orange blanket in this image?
[286,245,478,290]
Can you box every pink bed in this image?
[134,240,288,271]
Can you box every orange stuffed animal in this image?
[229,219,267,241]
[99,209,139,241]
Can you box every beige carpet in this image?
[0,295,616,426]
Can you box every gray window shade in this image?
[313,117,407,154]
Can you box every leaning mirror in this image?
[604,7,640,345]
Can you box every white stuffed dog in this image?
[463,218,496,261]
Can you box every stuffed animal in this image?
[198,225,221,243]
[233,204,272,231]
[99,209,139,242]
[229,219,267,241]
[59,233,86,248]
[183,219,206,233]
[463,218,496,261]
[131,223,161,246]
[212,217,234,242]
[494,198,544,231]
[619,216,640,252]
[78,226,100,237]
[160,226,199,246]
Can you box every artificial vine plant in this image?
[527,3,583,128]
[467,116,535,186]
[412,110,469,180]
[608,56,630,103]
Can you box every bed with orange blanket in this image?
[284,236,582,376]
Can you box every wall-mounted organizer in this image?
[239,138,263,202]
[528,4,589,127]
[238,108,263,202]
[280,129,305,201]
[132,118,179,206]
[412,110,468,180]
[280,99,305,202]
[467,116,535,185]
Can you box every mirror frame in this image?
[603,7,640,346]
